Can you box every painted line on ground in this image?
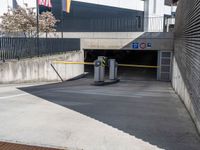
[0,93,28,100]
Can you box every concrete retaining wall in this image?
[172,0,200,134]
[172,57,200,133]
[0,51,84,83]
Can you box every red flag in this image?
[38,0,52,8]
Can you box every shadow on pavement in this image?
[19,78,200,150]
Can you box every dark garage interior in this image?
[84,50,158,80]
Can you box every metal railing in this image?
[144,17,175,32]
[0,37,80,61]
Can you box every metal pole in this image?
[51,64,64,82]
[61,11,64,38]
[0,34,1,61]
[36,0,40,57]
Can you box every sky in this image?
[0,0,36,16]
[0,0,12,16]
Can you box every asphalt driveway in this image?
[17,78,200,150]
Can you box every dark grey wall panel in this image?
[174,0,200,126]
[40,0,144,32]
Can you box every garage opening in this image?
[84,50,158,80]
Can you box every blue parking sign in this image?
[132,43,139,49]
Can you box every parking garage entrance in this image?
[84,49,172,81]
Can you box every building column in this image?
[144,0,149,32]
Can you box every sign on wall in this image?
[140,43,146,49]
[147,43,152,48]
[132,43,139,49]
[132,42,152,49]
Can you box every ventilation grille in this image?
[175,0,200,121]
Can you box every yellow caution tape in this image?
[53,61,94,65]
[53,61,159,68]
[118,64,159,69]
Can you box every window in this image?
[165,0,172,6]
[136,16,141,29]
